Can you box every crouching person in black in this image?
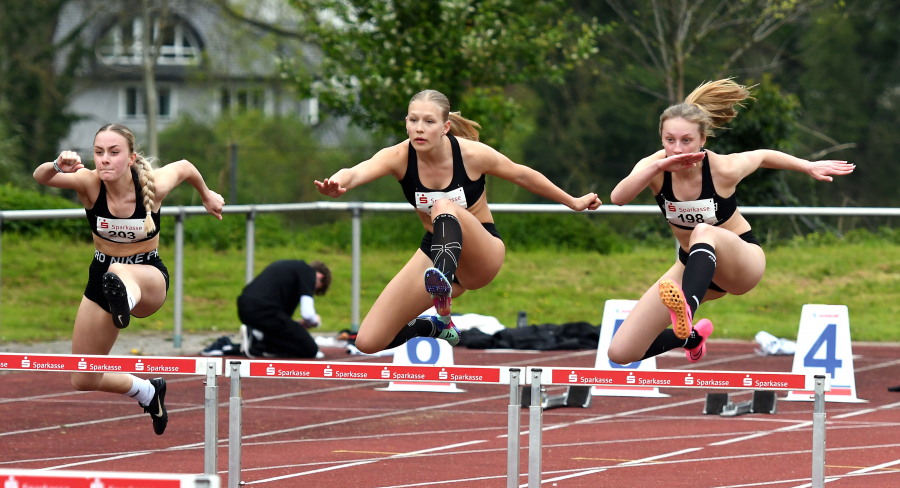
[236,260,331,358]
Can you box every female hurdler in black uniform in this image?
[33,124,224,435]
[316,89,601,354]
[608,79,854,364]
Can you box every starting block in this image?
[520,385,592,410]
[704,391,777,416]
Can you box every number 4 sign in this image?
[784,304,867,403]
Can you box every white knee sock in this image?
[126,375,155,406]
[126,290,136,311]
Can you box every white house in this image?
[54,0,329,154]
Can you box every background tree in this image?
[281,0,607,147]
[0,0,91,183]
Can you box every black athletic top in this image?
[85,169,161,243]
[654,151,738,230]
[239,260,317,314]
[399,134,486,214]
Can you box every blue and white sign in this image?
[784,304,867,403]
[378,321,465,393]
[592,300,670,398]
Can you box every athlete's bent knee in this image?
[71,373,100,391]
[689,223,717,246]
[107,262,128,276]
[353,333,384,355]
[431,198,458,216]
[607,342,641,365]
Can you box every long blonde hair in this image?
[659,79,754,137]
[95,124,157,234]
[409,89,482,141]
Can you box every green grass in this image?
[1,234,898,343]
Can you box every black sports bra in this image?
[85,169,161,243]
[654,151,738,230]
[399,134,486,215]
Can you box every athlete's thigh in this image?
[124,264,168,316]
[704,230,766,294]
[608,264,683,363]
[356,249,441,352]
[72,296,119,355]
[454,213,505,290]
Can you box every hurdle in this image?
[0,468,220,487]
[526,367,831,488]
[0,353,223,475]
[224,360,522,488]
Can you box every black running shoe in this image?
[142,378,168,435]
[102,272,131,329]
[201,336,236,357]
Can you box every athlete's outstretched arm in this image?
[153,160,224,219]
[33,151,93,193]
[316,145,404,198]
[610,150,705,205]
[479,146,600,211]
[733,150,855,182]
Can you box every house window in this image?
[98,16,201,66]
[220,88,266,114]
[123,87,173,118]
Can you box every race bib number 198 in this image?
[97,217,148,243]
[664,198,717,227]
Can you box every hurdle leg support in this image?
[204,361,219,475]
[812,375,827,488]
[528,368,542,488]
[507,368,521,488]
[228,361,243,488]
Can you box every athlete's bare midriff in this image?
[670,211,753,251]
[92,233,161,257]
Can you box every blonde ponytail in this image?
[134,156,157,234]
[448,112,481,141]
[410,89,482,141]
[660,78,755,137]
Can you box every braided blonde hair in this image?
[409,89,482,141]
[659,79,755,137]
[95,124,157,234]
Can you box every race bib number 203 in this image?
[97,217,148,243]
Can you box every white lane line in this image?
[831,399,900,419]
[675,353,759,370]
[373,474,510,488]
[0,405,204,437]
[708,421,813,446]
[517,468,607,487]
[0,376,200,405]
[243,393,508,440]
[44,452,151,470]
[854,358,900,372]
[833,408,877,419]
[847,457,900,474]
[506,395,715,437]
[246,440,486,484]
[618,447,703,466]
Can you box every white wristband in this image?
[53,159,64,173]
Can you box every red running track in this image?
[1,341,899,487]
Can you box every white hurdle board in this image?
[592,300,670,398]
[784,304,867,403]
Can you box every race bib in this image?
[664,198,717,227]
[415,187,468,214]
[97,217,148,243]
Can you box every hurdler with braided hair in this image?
[316,89,601,353]
[33,123,224,435]
[608,79,854,365]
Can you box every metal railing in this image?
[1,202,898,348]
